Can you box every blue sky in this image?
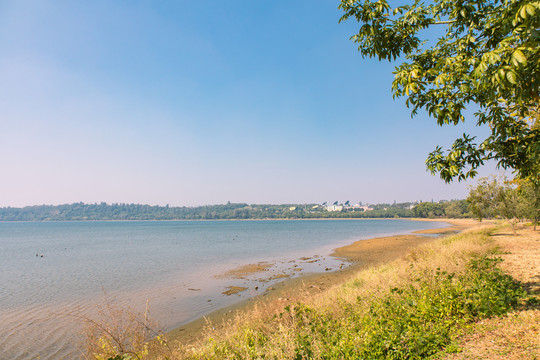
[0,1,501,207]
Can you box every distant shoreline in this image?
[0,200,470,222]
[0,217,460,223]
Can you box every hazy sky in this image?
[0,1,502,207]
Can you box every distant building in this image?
[352,204,373,211]
[326,205,343,212]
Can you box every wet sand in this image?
[215,261,274,280]
[167,219,482,344]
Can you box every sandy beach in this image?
[167,218,484,344]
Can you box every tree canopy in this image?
[339,0,539,184]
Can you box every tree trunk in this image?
[505,218,517,236]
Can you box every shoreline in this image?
[167,218,482,344]
[0,217,468,223]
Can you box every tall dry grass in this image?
[81,300,172,360]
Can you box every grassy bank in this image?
[84,224,537,359]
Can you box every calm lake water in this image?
[0,219,448,359]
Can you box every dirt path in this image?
[443,225,540,360]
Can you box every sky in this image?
[0,1,503,207]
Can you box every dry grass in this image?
[442,310,540,360]
[81,299,172,360]
[496,225,540,296]
[440,224,540,360]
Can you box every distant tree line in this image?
[411,200,470,219]
[0,200,473,221]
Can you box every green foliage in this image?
[339,0,540,184]
[467,176,537,233]
[191,253,525,359]
[467,177,502,221]
[412,199,470,218]
[515,177,540,228]
[444,200,470,218]
[413,202,445,218]
[331,256,523,359]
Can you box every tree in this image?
[467,176,522,234]
[467,180,495,222]
[339,0,539,184]
[412,202,445,218]
[443,200,470,218]
[515,177,540,229]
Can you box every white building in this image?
[326,205,344,212]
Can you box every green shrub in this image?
[289,255,525,359]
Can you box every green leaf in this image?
[506,71,518,84]
[520,5,528,19]
[512,50,527,65]
[340,0,540,184]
